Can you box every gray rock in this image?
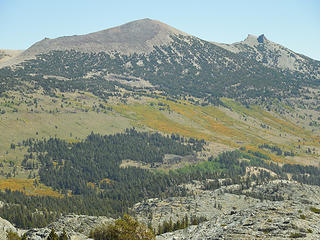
[24,214,113,240]
[0,217,16,240]
[132,180,320,239]
[47,214,112,236]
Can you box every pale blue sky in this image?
[1,0,319,60]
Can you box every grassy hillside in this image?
[0,34,318,187]
[0,178,62,197]
[0,90,319,174]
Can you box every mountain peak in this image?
[242,34,268,46]
[103,18,185,36]
[21,18,187,58]
[257,34,267,43]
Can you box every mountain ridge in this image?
[1,19,319,106]
[1,18,319,72]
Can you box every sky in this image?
[1,0,319,60]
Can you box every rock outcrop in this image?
[132,180,320,239]
[23,215,113,240]
[0,217,16,240]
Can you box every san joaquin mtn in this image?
[1,19,319,103]
[22,18,188,57]
[8,18,320,74]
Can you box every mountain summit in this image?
[22,18,187,58]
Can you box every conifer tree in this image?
[59,229,69,240]
[47,228,59,240]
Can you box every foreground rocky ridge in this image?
[1,180,320,239]
[156,180,320,239]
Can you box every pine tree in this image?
[184,214,189,228]
[47,228,59,240]
[59,229,69,240]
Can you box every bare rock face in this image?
[157,199,320,239]
[0,217,16,240]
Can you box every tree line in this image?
[1,131,320,228]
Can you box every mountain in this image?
[3,19,320,82]
[21,18,187,58]
[1,19,319,104]
[0,18,319,153]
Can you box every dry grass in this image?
[0,178,62,197]
[113,98,319,165]
[1,91,319,175]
